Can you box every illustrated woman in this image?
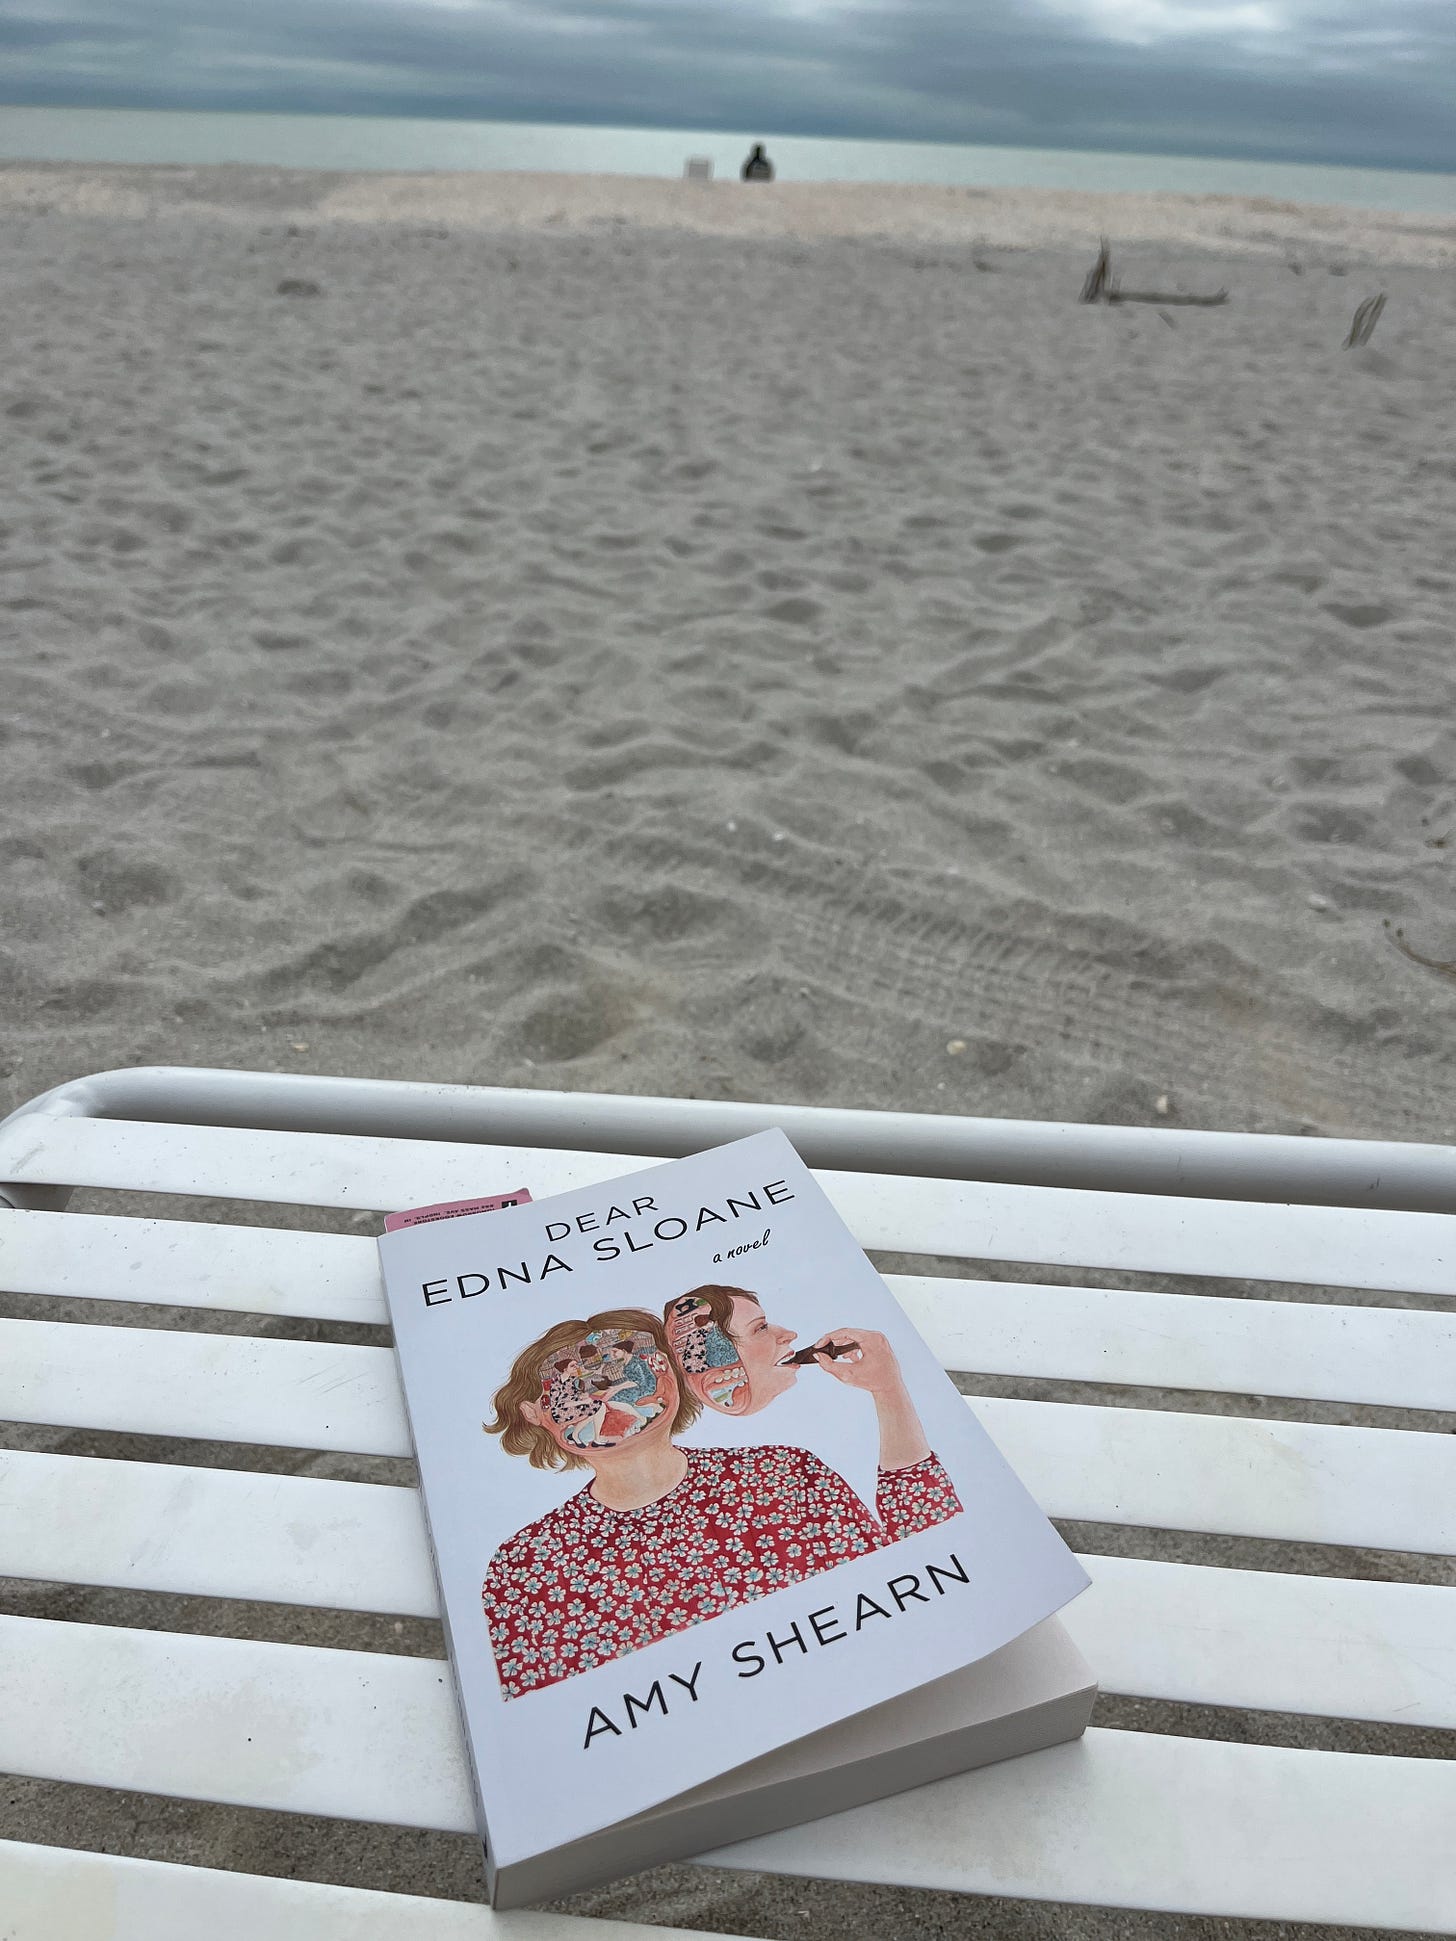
[665,1283,934,1470]
[481,1306,961,1698]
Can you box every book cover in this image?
[379,1128,1090,1898]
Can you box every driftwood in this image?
[1345,293,1387,348]
[1080,237,1228,308]
[1080,239,1114,302]
[1108,287,1228,306]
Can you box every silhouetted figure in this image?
[741,143,774,183]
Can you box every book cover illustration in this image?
[482,1292,964,1704]
[380,1129,1089,1874]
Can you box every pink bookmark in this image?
[384,1189,533,1233]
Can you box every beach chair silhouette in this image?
[2,1067,1453,1935]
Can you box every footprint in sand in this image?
[1322,601,1394,629]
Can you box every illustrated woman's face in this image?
[728,1296,799,1411]
[666,1294,798,1415]
[523,1327,676,1455]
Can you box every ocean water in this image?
[3,105,1455,215]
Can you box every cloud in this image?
[1039,0,1288,47]
[1,0,1453,173]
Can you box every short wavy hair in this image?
[484,1307,699,1472]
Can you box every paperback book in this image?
[378,1129,1094,1905]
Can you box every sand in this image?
[1,163,1454,1939]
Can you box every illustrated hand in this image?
[809,1329,903,1397]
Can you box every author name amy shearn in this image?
[581,1550,970,1749]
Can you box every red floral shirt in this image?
[482,1443,962,1699]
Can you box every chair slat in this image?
[0,1840,718,1941]
[3,1620,1453,1934]
[889,1275,1456,1412]
[705,1722,1456,1933]
[1064,1555,1456,1728]
[6,1447,1456,1726]
[12,1068,1456,1207]
[1,1448,439,1616]
[0,1120,604,1221]
[0,1616,468,1828]
[5,1118,1454,1294]
[0,1319,411,1454]
[0,1209,384,1322]
[976,1396,1456,1553]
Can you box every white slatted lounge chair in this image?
[2,1066,1454,1939]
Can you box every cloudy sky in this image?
[4,0,1454,173]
